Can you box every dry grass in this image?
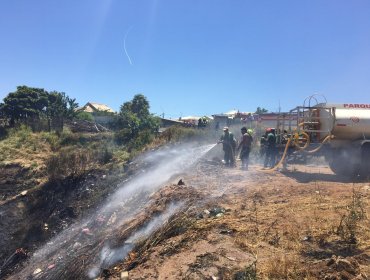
[0,126,54,170]
[225,180,370,279]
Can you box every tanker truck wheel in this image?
[328,149,359,177]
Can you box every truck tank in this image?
[291,102,370,177]
[316,104,370,142]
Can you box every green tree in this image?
[255,107,268,114]
[1,86,78,130]
[0,103,5,118]
[2,86,48,125]
[46,91,78,131]
[76,111,94,121]
[47,91,78,120]
[115,94,159,146]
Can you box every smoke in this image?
[16,143,215,279]
[88,202,183,278]
[104,144,215,214]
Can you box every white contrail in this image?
[124,26,133,65]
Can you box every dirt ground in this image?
[2,150,369,280]
[108,160,370,280]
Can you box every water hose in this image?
[293,131,310,150]
[302,135,331,154]
[265,133,331,171]
[269,137,292,171]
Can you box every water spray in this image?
[13,143,215,279]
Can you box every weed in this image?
[46,147,91,180]
[40,131,60,151]
[30,162,38,169]
[251,192,264,235]
[263,253,305,280]
[159,126,211,143]
[336,186,366,244]
[233,261,257,280]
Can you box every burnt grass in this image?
[0,164,39,200]
[0,162,138,278]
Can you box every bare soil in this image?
[108,161,370,280]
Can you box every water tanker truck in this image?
[285,96,370,177]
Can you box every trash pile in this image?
[66,120,109,133]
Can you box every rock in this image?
[302,235,312,242]
[336,257,359,275]
[33,268,42,275]
[327,255,336,266]
[121,271,129,280]
[82,228,93,236]
[20,190,28,196]
[209,207,225,216]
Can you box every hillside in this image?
[2,143,369,280]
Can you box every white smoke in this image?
[88,202,182,278]
[18,143,215,279]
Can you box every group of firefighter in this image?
[218,126,278,170]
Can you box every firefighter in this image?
[259,133,267,158]
[218,127,236,167]
[237,127,253,170]
[263,128,277,168]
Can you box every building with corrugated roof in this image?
[77,102,115,126]
[78,102,115,113]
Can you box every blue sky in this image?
[1,1,370,118]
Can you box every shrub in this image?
[0,126,7,140]
[40,131,60,151]
[76,111,94,122]
[336,187,366,243]
[114,128,134,145]
[46,147,91,180]
[160,126,210,142]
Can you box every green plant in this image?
[76,111,94,121]
[160,126,209,143]
[336,186,366,243]
[46,147,91,180]
[0,126,7,140]
[30,161,38,169]
[40,131,60,151]
[234,261,258,280]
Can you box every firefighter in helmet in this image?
[218,127,236,167]
[237,127,253,170]
[263,128,277,168]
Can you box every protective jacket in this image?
[220,132,236,150]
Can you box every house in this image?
[159,117,187,132]
[212,114,232,130]
[180,116,202,127]
[78,102,115,113]
[77,102,115,126]
[212,110,252,130]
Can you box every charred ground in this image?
[1,141,369,280]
